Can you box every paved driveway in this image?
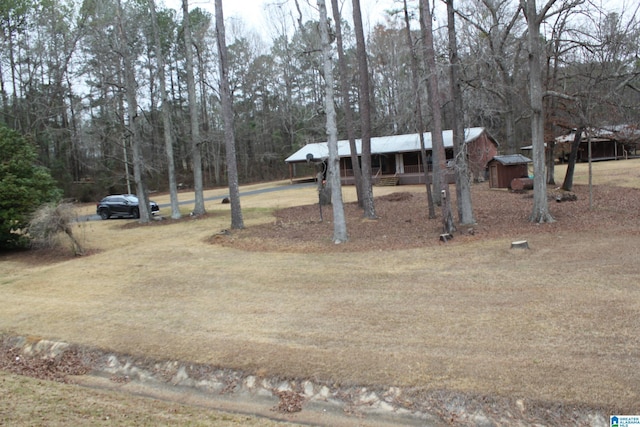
[82,182,315,221]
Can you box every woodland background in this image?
[1,0,638,201]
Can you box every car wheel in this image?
[132,207,140,219]
[99,209,110,220]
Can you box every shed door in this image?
[490,164,499,188]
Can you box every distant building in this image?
[555,125,640,162]
[522,125,640,162]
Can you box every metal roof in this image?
[490,154,532,165]
[554,125,640,144]
[285,127,490,163]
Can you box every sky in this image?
[228,0,396,28]
[167,0,635,39]
[169,0,399,36]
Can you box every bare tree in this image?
[330,0,364,207]
[318,0,348,243]
[263,3,305,156]
[117,0,151,223]
[148,0,181,219]
[401,0,435,219]
[214,0,244,229]
[352,0,377,219]
[458,0,525,154]
[542,9,569,186]
[182,0,206,215]
[522,0,552,223]
[520,0,580,223]
[419,0,454,233]
[446,0,475,226]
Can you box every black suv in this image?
[96,194,160,220]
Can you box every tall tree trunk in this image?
[116,0,150,223]
[547,140,556,184]
[561,126,583,191]
[7,20,19,128]
[115,73,132,194]
[504,108,517,155]
[521,0,554,223]
[148,0,181,219]
[214,0,244,229]
[330,0,363,207]
[196,46,211,187]
[67,78,82,182]
[352,0,377,219]
[419,0,442,207]
[319,0,347,243]
[446,0,475,225]
[545,14,568,187]
[402,0,435,219]
[0,64,7,125]
[182,0,206,215]
[420,0,454,233]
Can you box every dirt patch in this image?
[210,183,638,252]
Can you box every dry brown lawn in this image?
[1,160,640,420]
[0,371,296,426]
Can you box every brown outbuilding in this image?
[488,154,532,189]
[285,127,499,185]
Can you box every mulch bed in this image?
[211,183,640,253]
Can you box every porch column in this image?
[395,153,404,174]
